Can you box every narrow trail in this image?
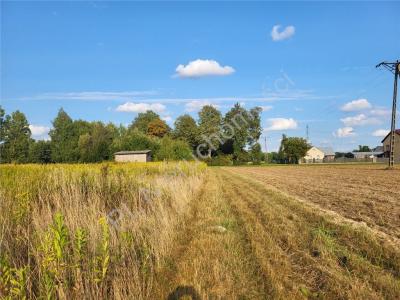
[153,171,267,299]
[153,168,400,299]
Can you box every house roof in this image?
[114,150,151,155]
[381,129,400,143]
[318,147,335,156]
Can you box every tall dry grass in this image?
[0,162,206,299]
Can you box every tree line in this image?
[0,103,312,165]
[0,103,269,164]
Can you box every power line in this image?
[376,60,400,168]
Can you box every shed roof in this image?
[381,129,400,143]
[114,150,151,155]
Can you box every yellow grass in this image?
[1,163,399,299]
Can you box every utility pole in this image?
[376,60,400,168]
[264,136,268,163]
[306,124,309,142]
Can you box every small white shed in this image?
[114,150,152,162]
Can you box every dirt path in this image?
[153,168,400,299]
[153,172,267,299]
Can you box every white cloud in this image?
[271,25,295,41]
[184,100,220,112]
[340,98,371,111]
[116,102,166,113]
[334,127,356,138]
[370,108,391,117]
[162,115,173,123]
[25,91,157,101]
[260,105,273,112]
[340,114,381,126]
[175,59,235,78]
[29,125,50,140]
[265,118,298,131]
[372,129,389,137]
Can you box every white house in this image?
[114,150,152,162]
[302,146,325,163]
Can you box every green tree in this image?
[198,105,222,158]
[249,142,263,164]
[112,128,160,154]
[78,122,116,162]
[155,136,193,161]
[29,140,52,163]
[247,107,262,146]
[173,114,199,150]
[223,103,248,157]
[354,145,371,152]
[1,110,32,163]
[278,135,310,164]
[49,109,79,162]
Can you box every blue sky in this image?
[1,1,399,151]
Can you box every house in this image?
[381,129,400,163]
[114,150,152,162]
[351,151,383,160]
[303,146,325,163]
[319,147,335,162]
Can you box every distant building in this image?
[303,146,325,163]
[114,150,152,162]
[351,151,383,160]
[319,147,335,162]
[381,129,400,163]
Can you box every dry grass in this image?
[0,162,206,299]
[1,163,399,299]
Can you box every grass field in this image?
[1,163,400,299]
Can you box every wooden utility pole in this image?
[376,60,400,168]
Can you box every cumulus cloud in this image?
[271,25,295,41]
[370,108,391,117]
[184,100,219,112]
[340,99,371,111]
[372,129,389,137]
[265,118,298,131]
[334,127,356,138]
[175,59,235,78]
[340,114,381,126]
[116,102,166,113]
[260,105,273,112]
[29,125,50,140]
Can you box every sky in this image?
[1,1,399,152]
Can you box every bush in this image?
[154,136,193,161]
[207,154,233,166]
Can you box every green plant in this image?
[94,217,110,284]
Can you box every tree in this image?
[223,103,249,159]
[112,128,160,155]
[278,135,310,164]
[1,110,32,163]
[247,107,262,146]
[155,136,193,161]
[354,145,371,152]
[129,111,160,133]
[29,140,52,163]
[78,122,116,162]
[49,109,80,162]
[173,114,199,150]
[249,142,263,164]
[198,105,222,157]
[147,118,169,137]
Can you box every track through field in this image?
[155,167,400,299]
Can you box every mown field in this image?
[1,163,399,299]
